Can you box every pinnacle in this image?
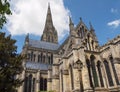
[89,22,94,30]
[44,3,53,28]
[69,16,74,25]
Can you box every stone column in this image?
[61,58,70,92]
[114,58,120,83]
[18,69,25,92]
[108,59,117,86]
[52,64,60,92]
[78,46,92,91]
[109,44,119,86]
[52,54,60,92]
[73,65,80,92]
[47,66,52,91]
[95,60,101,87]
[63,69,70,92]
[35,51,38,62]
[45,52,48,64]
[101,65,108,88]
[36,70,40,92]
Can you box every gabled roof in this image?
[75,17,89,31]
[29,39,59,50]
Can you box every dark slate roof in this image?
[29,39,59,50]
[25,61,48,70]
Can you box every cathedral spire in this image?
[44,3,53,29]
[41,3,58,44]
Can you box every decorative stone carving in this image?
[73,59,83,71]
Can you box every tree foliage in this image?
[0,0,11,29]
[0,32,24,92]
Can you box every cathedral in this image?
[18,4,120,92]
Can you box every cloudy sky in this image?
[1,0,120,53]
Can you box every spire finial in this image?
[44,2,53,27]
[48,2,50,8]
[80,17,82,21]
[89,21,94,30]
[25,33,29,44]
[69,16,73,25]
[26,33,29,39]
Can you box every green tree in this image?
[0,32,24,92]
[0,0,11,29]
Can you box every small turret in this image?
[89,22,95,33]
[89,22,98,41]
[69,16,74,31]
[25,33,29,45]
[69,16,76,36]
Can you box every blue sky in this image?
[1,0,120,53]
[64,0,120,44]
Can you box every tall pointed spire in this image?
[41,3,58,44]
[44,3,53,29]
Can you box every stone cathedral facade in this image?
[18,4,120,92]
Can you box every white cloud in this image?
[111,8,118,14]
[107,19,120,28]
[6,0,70,40]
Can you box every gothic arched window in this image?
[103,60,114,86]
[61,70,64,92]
[33,54,36,61]
[44,78,47,91]
[24,77,28,92]
[40,77,44,91]
[91,40,94,51]
[86,59,93,87]
[48,56,51,64]
[27,53,30,60]
[28,74,32,92]
[81,26,84,38]
[38,55,41,63]
[41,53,43,63]
[31,52,33,61]
[77,30,81,37]
[51,36,54,42]
[69,65,74,90]
[90,55,99,87]
[43,55,45,63]
[48,35,50,42]
[32,78,36,92]
[97,61,104,87]
[109,56,119,85]
[39,77,47,91]
[51,54,53,64]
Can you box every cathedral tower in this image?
[41,3,58,44]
